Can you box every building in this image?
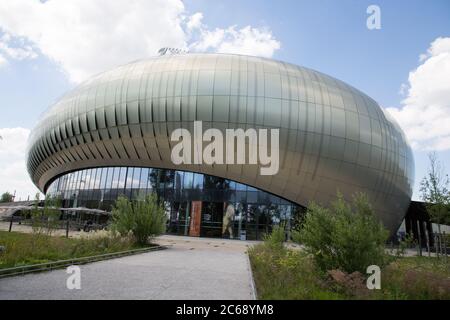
[398,201,450,246]
[26,52,414,240]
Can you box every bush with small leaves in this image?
[110,193,166,245]
[292,192,389,274]
[263,224,286,250]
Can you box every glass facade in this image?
[47,167,305,240]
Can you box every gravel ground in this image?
[0,235,257,300]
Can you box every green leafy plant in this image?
[263,224,286,250]
[292,192,389,274]
[395,233,415,258]
[110,193,166,245]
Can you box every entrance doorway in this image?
[168,201,245,239]
[200,202,225,238]
[189,201,202,236]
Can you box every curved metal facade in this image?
[27,53,414,233]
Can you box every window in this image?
[193,173,203,189]
[174,171,183,189]
[118,167,127,189]
[133,167,142,188]
[110,167,120,190]
[140,168,149,189]
[183,172,194,189]
[100,168,108,190]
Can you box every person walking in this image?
[222,202,235,239]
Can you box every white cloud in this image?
[386,37,450,151]
[186,12,204,32]
[214,26,281,58]
[0,128,41,201]
[0,33,37,61]
[0,54,6,68]
[0,1,281,82]
[0,0,187,82]
[188,13,280,58]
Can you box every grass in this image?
[248,243,450,300]
[0,230,149,269]
[377,256,450,299]
[249,243,344,299]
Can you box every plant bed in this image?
[248,243,450,300]
[0,245,165,278]
[0,230,162,275]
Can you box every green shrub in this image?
[110,193,166,245]
[249,243,450,300]
[292,192,389,274]
[263,224,285,250]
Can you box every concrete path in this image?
[0,236,258,300]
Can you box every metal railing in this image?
[0,245,166,279]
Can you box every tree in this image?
[292,192,389,274]
[419,152,450,234]
[0,192,14,203]
[110,193,167,245]
[0,192,13,203]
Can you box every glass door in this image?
[201,202,225,238]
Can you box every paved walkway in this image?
[0,236,258,300]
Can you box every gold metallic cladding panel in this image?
[27,53,414,233]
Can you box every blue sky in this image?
[0,0,449,200]
[185,0,450,106]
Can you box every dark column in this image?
[426,221,434,246]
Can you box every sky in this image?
[0,0,449,201]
